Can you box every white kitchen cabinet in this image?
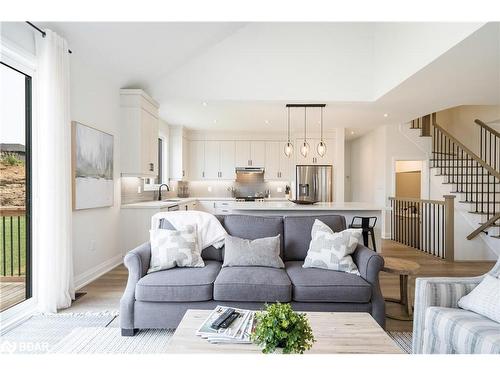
[219,141,235,179]
[169,126,189,180]
[295,138,334,166]
[120,89,159,176]
[265,141,293,181]
[204,141,220,179]
[189,140,205,180]
[234,141,265,167]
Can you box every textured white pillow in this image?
[148,225,204,273]
[303,219,362,275]
[458,275,500,324]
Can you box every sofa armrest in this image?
[120,242,152,330]
[412,276,483,354]
[352,244,384,284]
[352,244,385,328]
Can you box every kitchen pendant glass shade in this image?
[284,141,294,157]
[300,141,310,158]
[317,140,327,157]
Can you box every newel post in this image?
[443,195,455,261]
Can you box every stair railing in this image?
[432,122,500,239]
[388,196,455,260]
[475,119,500,174]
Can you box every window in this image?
[0,61,32,312]
[157,137,163,184]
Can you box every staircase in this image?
[409,113,500,242]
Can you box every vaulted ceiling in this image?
[6,21,500,135]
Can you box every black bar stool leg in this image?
[370,228,377,252]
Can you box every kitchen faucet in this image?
[158,184,170,201]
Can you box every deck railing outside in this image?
[0,207,26,277]
[389,196,455,260]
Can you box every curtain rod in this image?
[26,21,73,54]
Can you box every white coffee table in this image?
[166,309,403,354]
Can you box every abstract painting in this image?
[72,121,114,210]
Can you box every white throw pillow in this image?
[303,219,362,275]
[148,224,204,273]
[458,274,500,323]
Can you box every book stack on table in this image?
[196,306,255,344]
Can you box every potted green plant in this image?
[251,302,315,354]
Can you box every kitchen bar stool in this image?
[349,216,377,251]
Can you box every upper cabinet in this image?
[234,141,265,167]
[295,138,334,166]
[120,89,159,177]
[170,126,190,180]
[265,141,292,181]
[189,140,235,180]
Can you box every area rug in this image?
[49,327,175,353]
[387,331,412,354]
[0,311,118,354]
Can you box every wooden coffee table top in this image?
[382,257,420,275]
[165,309,404,354]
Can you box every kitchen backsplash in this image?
[121,177,290,204]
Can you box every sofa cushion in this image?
[160,216,224,262]
[135,260,222,302]
[284,215,346,261]
[285,261,371,303]
[214,266,291,302]
[223,234,284,268]
[223,215,284,257]
[423,307,500,354]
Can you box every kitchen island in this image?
[120,198,383,252]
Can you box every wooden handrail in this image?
[0,206,26,216]
[434,122,500,180]
[467,212,500,240]
[475,119,500,138]
[388,197,445,205]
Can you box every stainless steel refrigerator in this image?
[296,165,333,202]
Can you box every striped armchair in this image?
[412,259,500,354]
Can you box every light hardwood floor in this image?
[64,240,495,332]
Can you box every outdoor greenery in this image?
[0,215,27,276]
[252,302,315,354]
[1,154,24,166]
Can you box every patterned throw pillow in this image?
[303,219,362,275]
[148,225,205,273]
[458,274,500,324]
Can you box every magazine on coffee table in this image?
[196,306,255,344]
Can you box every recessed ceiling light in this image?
[202,102,208,107]
[265,120,269,124]
[350,131,355,135]
[213,120,217,124]
[383,113,389,118]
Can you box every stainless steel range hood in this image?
[235,167,265,183]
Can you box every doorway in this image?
[0,62,32,312]
[395,160,422,198]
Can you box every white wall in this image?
[70,56,123,286]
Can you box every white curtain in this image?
[35,30,75,313]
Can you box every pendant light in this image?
[300,107,310,158]
[283,106,294,157]
[317,106,327,157]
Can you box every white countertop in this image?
[121,197,288,209]
[230,201,383,211]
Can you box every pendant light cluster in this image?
[284,104,327,158]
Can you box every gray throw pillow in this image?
[222,234,284,268]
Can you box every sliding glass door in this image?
[0,61,32,312]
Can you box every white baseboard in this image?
[74,254,123,290]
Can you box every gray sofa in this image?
[120,214,385,336]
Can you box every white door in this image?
[219,141,235,180]
[250,141,266,167]
[204,141,220,179]
[182,137,189,179]
[235,141,251,167]
[189,140,205,180]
